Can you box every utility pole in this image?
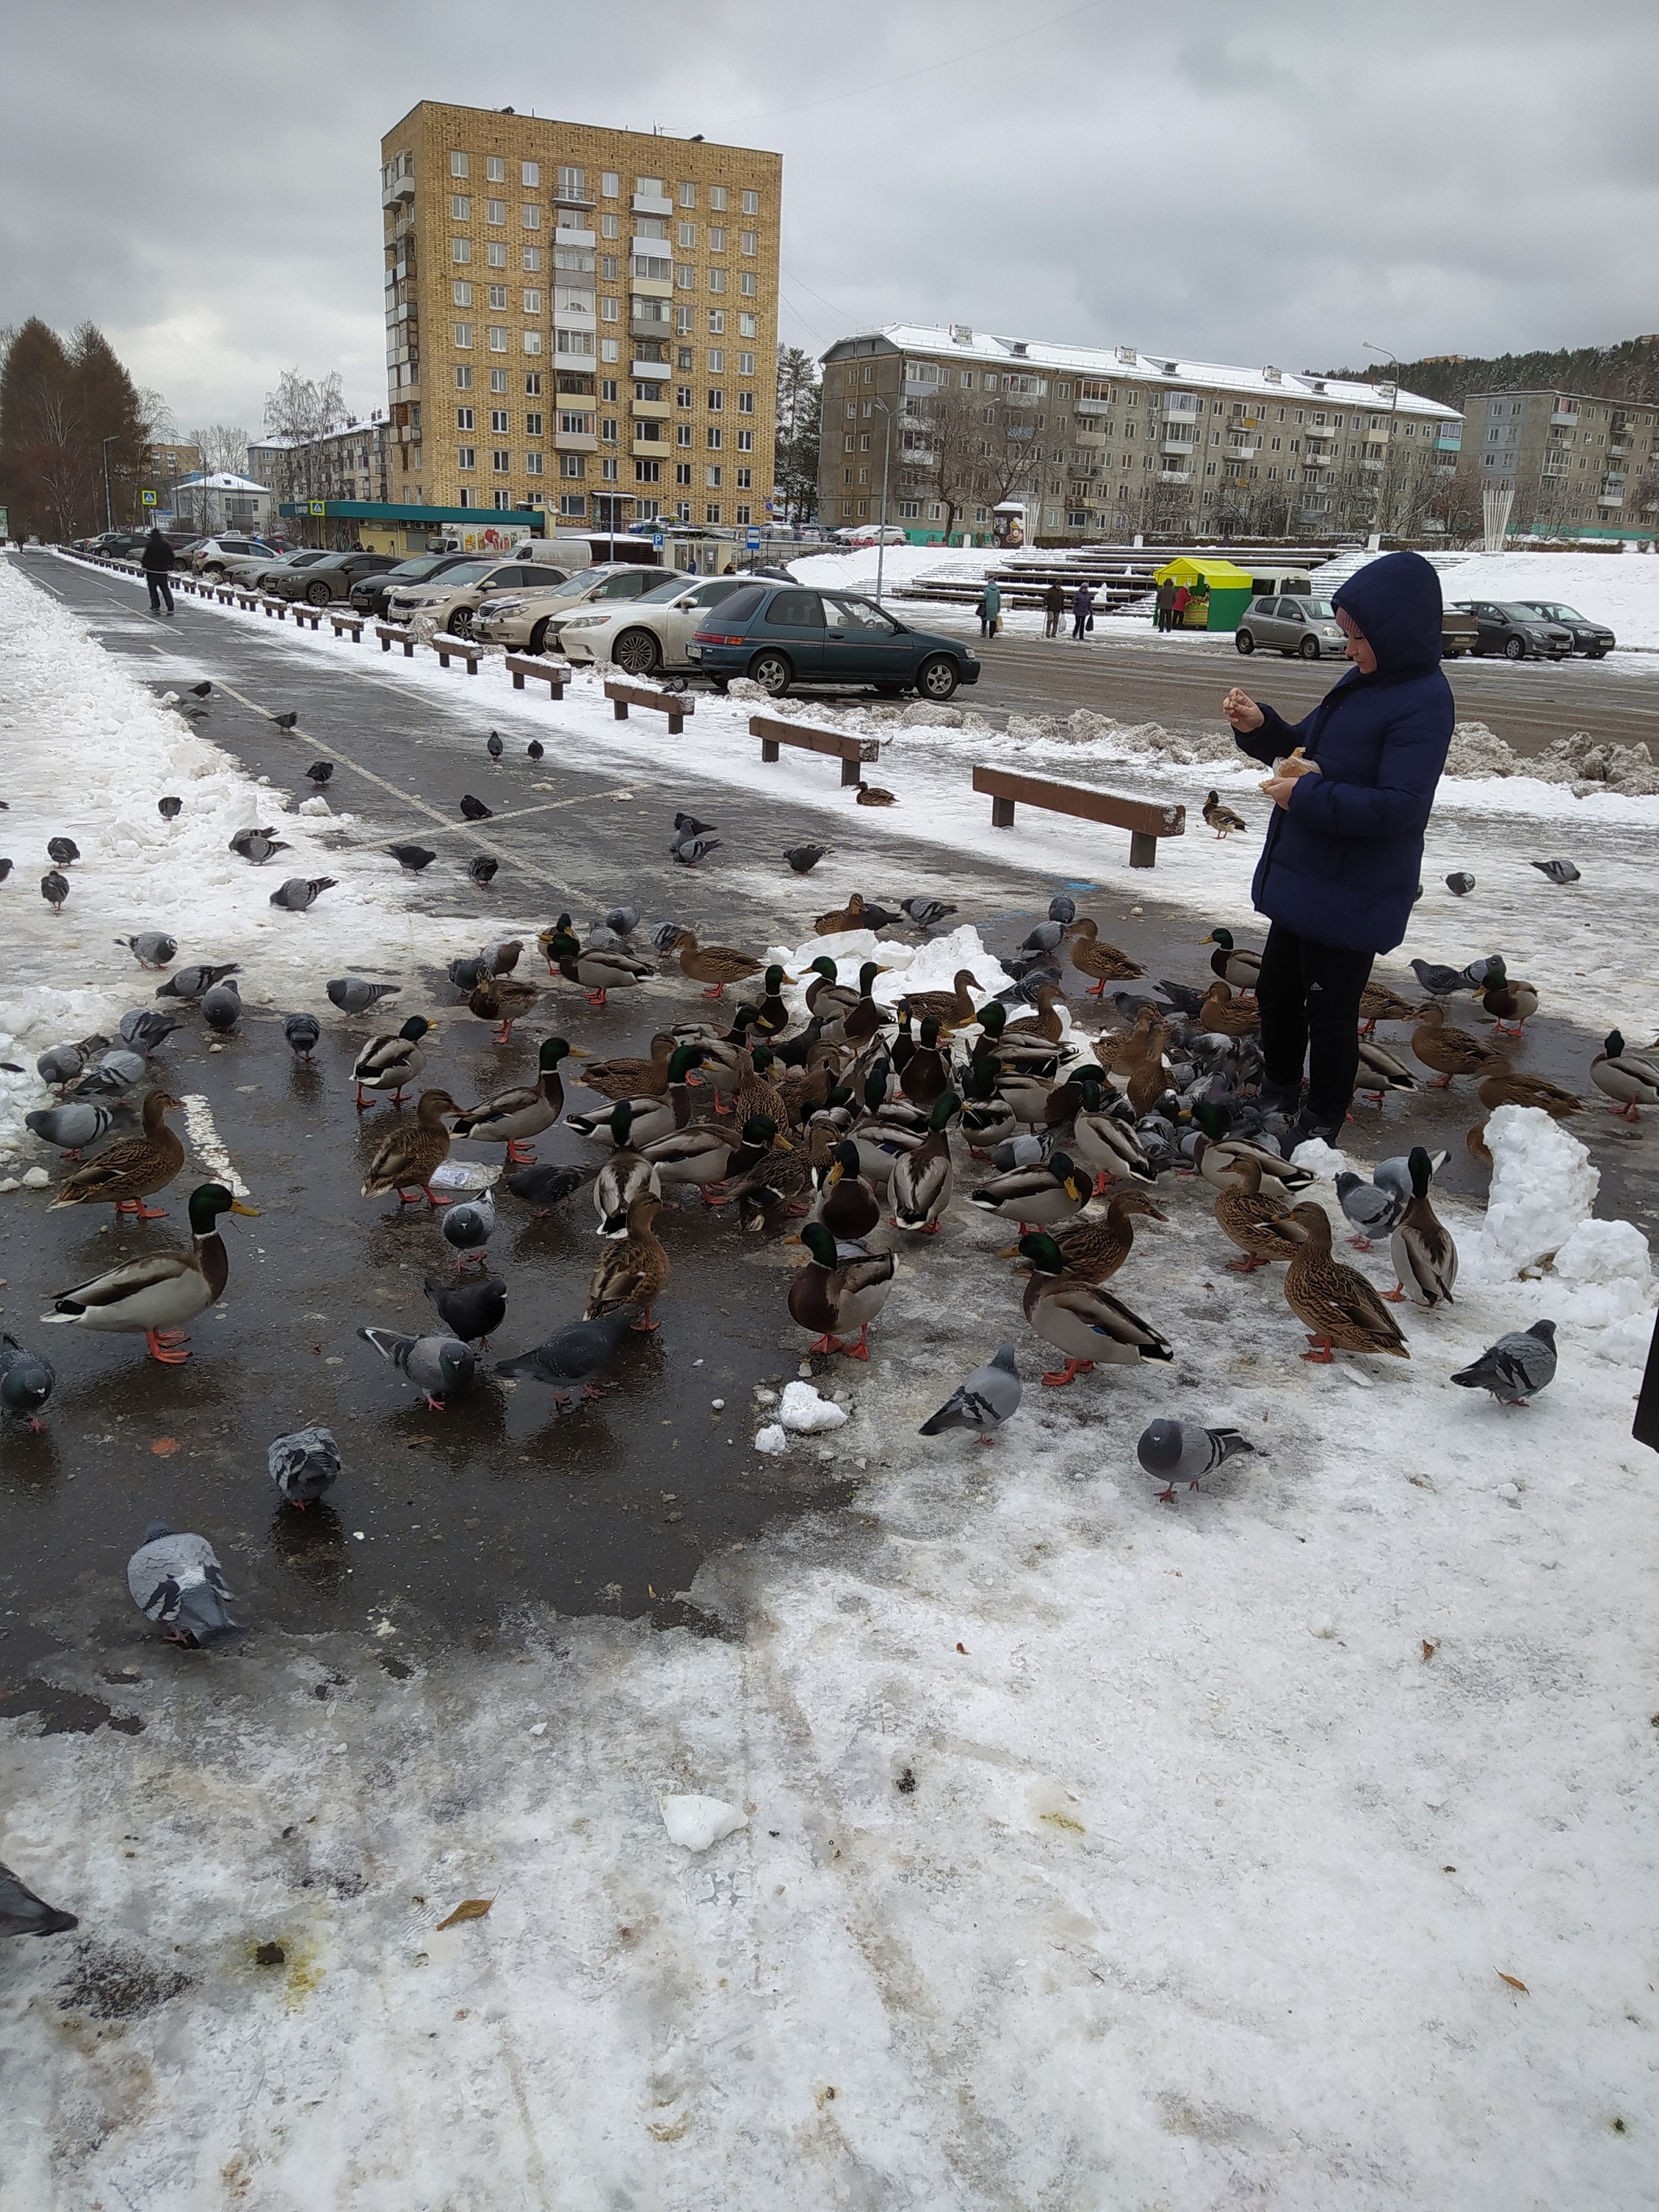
[1363,341,1403,541]
[872,394,893,604]
[101,435,118,532]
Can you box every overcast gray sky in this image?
[5,0,1657,433]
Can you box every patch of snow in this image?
[1470,1105,1598,1278]
[778,1381,847,1434]
[659,1793,748,1852]
[753,1423,787,1454]
[1290,1137,1349,1178]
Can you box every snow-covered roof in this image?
[175,471,270,492]
[825,324,1461,421]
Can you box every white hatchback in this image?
[557,573,764,675]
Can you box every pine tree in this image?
[774,344,822,524]
[70,321,148,531]
[0,318,80,538]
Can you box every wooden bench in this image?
[605,678,694,735]
[259,595,288,620]
[432,633,484,673]
[505,653,569,698]
[291,603,323,630]
[972,765,1186,869]
[377,623,417,658]
[750,714,881,788]
[329,611,365,643]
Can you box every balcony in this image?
[631,397,671,420]
[629,358,671,380]
[1435,434,1461,451]
[554,431,597,453]
[382,174,416,209]
[1226,442,1257,460]
[632,192,673,216]
[1073,397,1111,417]
[1361,457,1384,472]
[1550,406,1580,425]
[552,186,595,209]
[629,276,672,301]
[1609,441,1631,458]
[631,436,667,458]
[1598,491,1625,507]
[1541,463,1570,479]
[1166,399,1201,420]
[630,313,672,339]
[1162,433,1195,454]
[1158,467,1192,484]
[1073,429,1107,448]
[553,224,596,250]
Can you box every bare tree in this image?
[916,381,985,543]
[262,368,347,510]
[187,424,254,475]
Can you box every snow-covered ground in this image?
[4,553,1658,2208]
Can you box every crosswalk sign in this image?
[140,489,157,507]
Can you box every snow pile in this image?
[777,1381,847,1434]
[1445,722,1658,795]
[1550,1216,1655,1360]
[753,1423,787,1455]
[765,923,1014,1021]
[1471,1105,1599,1276]
[659,1793,748,1852]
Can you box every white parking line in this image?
[180,1093,252,1199]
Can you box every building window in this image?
[523,330,543,356]
[675,461,693,484]
[454,322,474,347]
[453,280,473,306]
[522,247,542,273]
[678,222,697,249]
[601,456,619,479]
[490,489,509,509]
[601,297,620,322]
[450,151,469,177]
[557,329,595,357]
[635,459,661,483]
[561,453,586,478]
[600,213,620,240]
[736,428,753,451]
[490,409,510,433]
[706,504,722,523]
[741,190,759,215]
[736,467,753,488]
[488,285,508,310]
[709,185,727,211]
[706,465,723,488]
[484,156,505,185]
[601,378,618,401]
[455,365,473,390]
[522,288,542,314]
[676,264,696,291]
[486,198,506,225]
[740,271,757,296]
[738,352,756,376]
[456,488,472,506]
[708,309,726,335]
[457,407,475,430]
[524,451,544,478]
[898,499,920,519]
[676,424,693,447]
[487,241,507,267]
[525,411,543,435]
[452,237,472,262]
[457,447,476,470]
[680,180,696,207]
[493,450,510,473]
[738,313,757,339]
[488,326,508,353]
[521,203,540,230]
[601,417,617,441]
[706,387,724,411]
[708,268,727,295]
[706,426,723,450]
[709,349,724,373]
[491,369,508,394]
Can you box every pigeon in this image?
[272,710,299,730]
[34,1034,108,1087]
[157,795,183,822]
[785,843,829,875]
[41,871,69,913]
[850,900,902,931]
[440,1187,496,1268]
[267,1426,341,1510]
[447,954,487,993]
[1333,1170,1407,1251]
[47,837,79,867]
[1020,919,1065,954]
[505,1161,586,1215]
[1460,956,1503,989]
[200,978,241,1033]
[648,921,684,955]
[599,906,641,939]
[674,811,717,836]
[527,739,544,761]
[389,842,438,872]
[1530,859,1580,885]
[73,1047,147,1097]
[919,1344,1022,1441]
[231,829,290,865]
[116,932,177,970]
[305,761,335,788]
[119,1008,181,1054]
[425,1271,507,1345]
[0,1334,55,1429]
[486,731,504,761]
[0,859,11,884]
[480,938,522,975]
[24,1102,113,1158]
[1154,978,1208,1019]
[468,855,499,888]
[328,976,399,1017]
[1374,1147,1448,1204]
[283,1012,321,1060]
[459,794,493,820]
[670,826,720,864]
[269,876,337,910]
[126,1524,239,1644]
[157,962,240,1002]
[1136,1419,1257,1501]
[1445,872,1475,896]
[899,898,957,931]
[0,1861,78,1938]
[989,1132,1047,1174]
[189,681,211,697]
[356,1327,476,1412]
[1409,957,1470,999]
[1048,894,1077,927]
[494,1311,636,1404]
[1450,1319,1558,1405]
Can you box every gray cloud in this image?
[3,0,1655,428]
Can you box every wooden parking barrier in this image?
[329,611,365,643]
[214,585,237,604]
[504,653,569,698]
[259,595,288,620]
[604,678,694,736]
[432,634,484,673]
[234,589,260,611]
[376,623,417,658]
[291,603,323,630]
[749,714,881,788]
[970,765,1185,869]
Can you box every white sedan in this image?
[557,573,761,675]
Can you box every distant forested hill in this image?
[1324,337,1659,413]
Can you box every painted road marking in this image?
[180,1093,252,1199]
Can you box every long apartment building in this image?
[1457,389,1659,536]
[379,102,782,531]
[818,325,1462,544]
[246,420,391,511]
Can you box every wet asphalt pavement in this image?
[2,555,1654,1727]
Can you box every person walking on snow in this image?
[977,579,1001,638]
[141,527,177,616]
[1222,550,1453,1147]
[1072,580,1094,640]
[1155,576,1176,631]
[1043,578,1066,639]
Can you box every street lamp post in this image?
[872,395,893,605]
[1363,340,1403,542]
[101,436,118,533]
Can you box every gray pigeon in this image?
[1450,1319,1558,1405]
[126,1524,238,1644]
[357,1327,476,1411]
[202,979,241,1033]
[468,855,499,888]
[389,843,437,872]
[327,978,399,1017]
[47,837,79,867]
[0,1334,54,1429]
[649,921,683,954]
[1530,859,1580,885]
[673,811,717,836]
[283,1012,320,1059]
[495,1311,635,1404]
[116,932,177,969]
[35,1034,105,1086]
[784,843,829,874]
[479,938,522,976]
[1137,1419,1257,1499]
[120,1008,181,1055]
[156,961,239,1003]
[486,730,504,761]
[440,1187,496,1268]
[1409,957,1469,999]
[1020,919,1065,954]
[600,905,642,938]
[41,870,69,913]
[267,1426,342,1509]
[447,954,487,993]
[504,1162,586,1215]
[1334,1170,1406,1251]
[1375,1147,1448,1204]
[73,1048,147,1097]
[231,829,290,865]
[424,1272,507,1344]
[24,1102,113,1157]
[1445,872,1475,896]
[899,897,957,931]
[670,828,720,865]
[0,1861,78,1937]
[157,796,183,822]
[270,876,337,911]
[919,1344,1022,1441]
[1047,894,1077,927]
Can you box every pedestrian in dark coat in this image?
[1071,582,1094,641]
[140,527,177,616]
[1043,578,1066,639]
[1154,577,1177,631]
[1222,550,1452,1144]
[976,580,1001,638]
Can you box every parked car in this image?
[271,551,400,605]
[190,535,283,577]
[471,564,693,656]
[1514,600,1615,658]
[834,523,907,546]
[349,552,478,619]
[558,574,763,675]
[1233,595,1347,659]
[219,547,335,590]
[384,557,566,637]
[687,584,980,701]
[1439,605,1478,658]
[1450,600,1575,661]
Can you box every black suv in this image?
[349,552,479,619]
[1515,601,1615,658]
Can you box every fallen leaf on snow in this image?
[1497,1971,1529,1994]
[1422,1639,1437,1661]
[150,1437,179,1455]
[435,1898,494,1930]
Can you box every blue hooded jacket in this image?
[1231,550,1453,954]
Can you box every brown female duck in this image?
[49,1089,185,1220]
[1282,1202,1410,1361]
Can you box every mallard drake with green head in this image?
[970,1149,1088,1230]
[1205,927,1261,991]
[595,1102,663,1234]
[813,1138,881,1241]
[451,1038,581,1164]
[643,1113,791,1201]
[1016,1230,1174,1386]
[352,1016,435,1112]
[1384,1147,1457,1308]
[786,1221,895,1359]
[1068,1081,1157,1191]
[890,1093,960,1234]
[539,917,651,1007]
[46,1182,259,1363]
[1589,1032,1658,1120]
